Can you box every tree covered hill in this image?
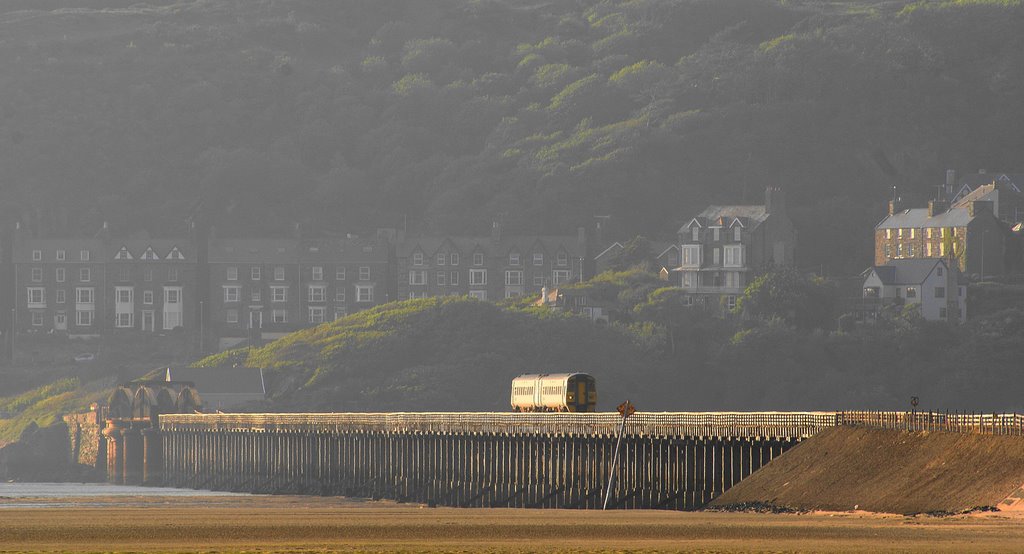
[195,296,668,412]
[3,1,1024,274]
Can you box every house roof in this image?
[397,235,584,258]
[594,242,624,260]
[165,366,266,395]
[13,238,106,262]
[678,205,769,234]
[298,238,388,263]
[208,238,299,263]
[868,259,943,286]
[111,239,191,261]
[875,207,976,229]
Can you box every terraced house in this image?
[676,187,796,310]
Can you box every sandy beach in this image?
[3,494,1024,553]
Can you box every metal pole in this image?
[603,412,628,510]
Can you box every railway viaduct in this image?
[97,411,839,509]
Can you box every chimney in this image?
[888,197,904,216]
[968,200,993,218]
[491,221,501,243]
[765,187,785,215]
[928,200,948,217]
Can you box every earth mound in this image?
[710,426,1024,515]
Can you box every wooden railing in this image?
[159,411,838,439]
[838,411,1024,436]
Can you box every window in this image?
[116,287,132,304]
[898,228,904,238]
[80,250,90,261]
[896,243,903,257]
[31,268,42,282]
[533,253,544,266]
[116,312,133,328]
[450,271,459,286]
[312,266,323,281]
[308,285,325,302]
[681,245,700,267]
[556,252,568,266]
[725,272,740,289]
[473,253,484,266]
[115,247,132,260]
[908,244,915,257]
[934,286,946,299]
[308,306,325,324]
[274,266,285,280]
[227,266,238,281]
[271,286,287,302]
[553,270,571,285]
[437,272,446,286]
[336,267,346,280]
[509,253,520,266]
[224,286,240,303]
[940,242,946,257]
[927,228,933,239]
[886,229,892,240]
[226,309,239,324]
[937,266,944,277]
[713,228,720,241]
[926,243,933,257]
[56,289,65,304]
[724,245,743,267]
[356,284,373,303]
[335,289,346,302]
[413,252,424,266]
[167,268,179,282]
[910,228,916,239]
[27,288,45,306]
[166,247,184,260]
[906,287,917,298]
[273,309,287,323]
[79,267,91,282]
[470,269,487,286]
[251,266,261,280]
[359,266,370,280]
[533,275,545,286]
[76,288,94,304]
[31,312,43,327]
[884,244,892,258]
[734,227,741,241]
[77,310,93,326]
[119,267,130,282]
[437,253,446,266]
[163,287,180,305]
[469,290,487,301]
[32,250,42,261]
[141,247,159,261]
[691,227,699,241]
[143,290,153,305]
[56,250,65,261]
[682,271,695,288]
[450,253,459,266]
[713,248,720,265]
[334,309,347,320]
[409,270,427,286]
[939,307,947,319]
[505,270,523,286]
[144,268,153,282]
[251,290,261,302]
[726,295,737,310]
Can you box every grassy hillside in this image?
[2,1,1023,274]
[197,296,666,411]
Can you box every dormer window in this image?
[32,250,42,261]
[473,253,484,266]
[691,227,699,241]
[56,250,65,261]
[80,250,90,261]
[166,247,185,260]
[141,247,159,261]
[733,227,741,241]
[436,253,446,266]
[533,253,543,266]
[413,252,423,266]
[557,252,568,266]
[509,253,520,266]
[115,246,133,260]
[713,228,720,241]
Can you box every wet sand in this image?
[3,494,1024,553]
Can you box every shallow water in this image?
[0,482,247,507]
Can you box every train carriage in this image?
[510,373,597,412]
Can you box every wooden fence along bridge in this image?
[81,408,1024,510]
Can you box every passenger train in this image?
[510,373,597,412]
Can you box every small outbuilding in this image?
[163,366,266,411]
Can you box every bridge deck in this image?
[159,412,840,439]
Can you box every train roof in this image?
[513,372,593,380]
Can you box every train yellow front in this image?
[510,373,597,412]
